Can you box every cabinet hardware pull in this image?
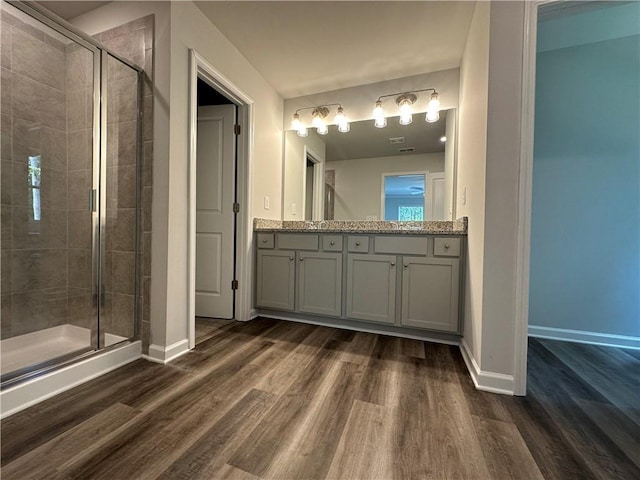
[444,243,450,249]
[262,239,267,243]
[404,264,409,268]
[355,241,360,246]
[299,257,304,261]
[390,262,395,267]
[330,241,335,246]
[289,256,293,260]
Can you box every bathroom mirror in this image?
[283,109,457,221]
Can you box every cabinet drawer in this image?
[348,236,369,252]
[322,235,343,252]
[434,237,461,257]
[257,233,274,249]
[374,236,428,255]
[278,234,319,250]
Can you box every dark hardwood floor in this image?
[1,318,638,479]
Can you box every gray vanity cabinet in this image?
[297,252,342,317]
[401,257,460,332]
[255,231,465,336]
[256,250,295,310]
[346,254,396,324]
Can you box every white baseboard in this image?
[143,339,190,364]
[529,325,640,350]
[1,341,141,419]
[460,340,515,395]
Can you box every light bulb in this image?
[317,124,328,135]
[375,117,387,128]
[312,114,324,129]
[297,126,308,137]
[373,100,386,128]
[425,110,439,123]
[440,136,447,142]
[399,101,413,125]
[291,113,301,131]
[428,92,440,110]
[373,100,385,119]
[334,107,346,125]
[338,122,350,133]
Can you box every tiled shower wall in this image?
[1,11,74,338]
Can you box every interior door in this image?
[427,172,446,220]
[195,105,236,318]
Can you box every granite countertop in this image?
[254,217,467,235]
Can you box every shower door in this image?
[0,1,140,384]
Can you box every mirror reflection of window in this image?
[28,155,42,222]
[383,173,425,221]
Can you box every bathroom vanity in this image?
[254,218,467,339]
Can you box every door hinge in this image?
[233,203,240,213]
[234,124,241,135]
[231,280,239,290]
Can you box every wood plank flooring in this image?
[1,318,638,479]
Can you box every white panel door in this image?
[195,105,235,318]
[426,172,446,220]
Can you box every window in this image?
[398,206,423,221]
[383,173,426,221]
[28,155,41,222]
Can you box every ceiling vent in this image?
[389,136,405,144]
[397,147,415,153]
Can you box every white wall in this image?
[73,1,284,349]
[283,130,326,220]
[457,1,489,368]
[480,1,526,377]
[327,153,444,220]
[168,1,283,341]
[458,1,529,391]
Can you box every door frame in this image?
[188,50,254,349]
[425,171,445,221]
[513,0,557,395]
[302,146,324,221]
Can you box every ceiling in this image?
[38,1,475,99]
[194,1,476,98]
[322,109,447,162]
[36,1,111,20]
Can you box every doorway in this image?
[303,148,324,221]
[194,79,237,321]
[188,50,254,349]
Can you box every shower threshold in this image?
[1,325,127,376]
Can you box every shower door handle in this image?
[89,189,97,212]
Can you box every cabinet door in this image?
[401,257,460,332]
[346,254,396,324]
[297,252,342,317]
[256,250,295,310]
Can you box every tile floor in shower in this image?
[1,325,127,375]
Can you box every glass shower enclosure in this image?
[0,1,142,385]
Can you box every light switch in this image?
[264,195,270,210]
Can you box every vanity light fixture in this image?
[291,104,350,137]
[373,88,440,127]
